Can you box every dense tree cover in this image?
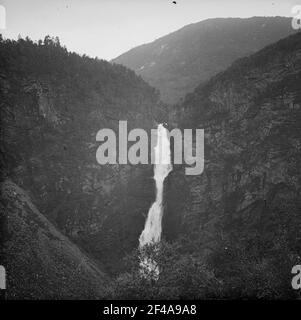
[111,192,301,299]
[1,33,301,299]
[0,35,160,276]
[113,17,296,103]
[112,195,301,299]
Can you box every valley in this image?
[1,18,301,299]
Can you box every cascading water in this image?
[139,123,172,278]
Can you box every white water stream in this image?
[139,124,172,277]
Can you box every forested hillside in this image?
[113,17,296,103]
[1,32,301,299]
[1,180,107,299]
[0,35,162,291]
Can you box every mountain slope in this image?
[163,32,301,298]
[0,36,160,277]
[0,180,107,299]
[112,17,296,103]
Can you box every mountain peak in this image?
[112,16,296,104]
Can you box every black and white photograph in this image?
[0,0,301,306]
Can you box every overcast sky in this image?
[0,0,298,60]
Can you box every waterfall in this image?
[139,123,172,277]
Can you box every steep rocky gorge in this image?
[164,33,301,278]
[1,180,107,299]
[1,31,301,298]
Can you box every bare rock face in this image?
[0,180,107,299]
[165,33,301,261]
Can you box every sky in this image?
[0,0,299,60]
